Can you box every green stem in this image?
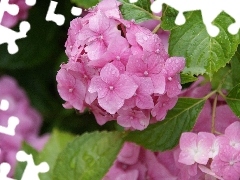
[211,93,218,134]
[152,23,161,33]
[203,90,217,100]
[152,15,161,21]
[218,90,226,100]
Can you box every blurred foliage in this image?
[0,0,115,136]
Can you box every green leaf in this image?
[14,142,39,179]
[231,53,240,86]
[161,7,240,79]
[125,98,205,151]
[226,83,240,117]
[211,66,233,91]
[119,0,154,23]
[37,130,75,180]
[180,73,197,84]
[53,131,124,180]
[71,0,99,9]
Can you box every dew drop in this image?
[144,71,149,76]
[168,77,172,81]
[69,88,73,93]
[143,36,148,41]
[155,49,160,54]
[140,120,146,126]
[178,84,182,89]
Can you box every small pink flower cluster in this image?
[178,121,240,180]
[104,78,240,180]
[1,0,30,28]
[103,142,177,180]
[0,76,48,176]
[57,0,185,130]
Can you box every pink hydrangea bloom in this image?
[1,0,30,28]
[59,0,185,130]
[211,144,240,180]
[179,132,215,165]
[103,142,177,180]
[0,76,48,177]
[89,63,138,114]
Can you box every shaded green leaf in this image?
[211,66,233,91]
[180,73,197,84]
[161,7,240,79]
[53,131,124,180]
[71,0,99,9]
[38,130,75,180]
[125,98,205,151]
[226,83,240,117]
[119,0,154,23]
[231,53,240,86]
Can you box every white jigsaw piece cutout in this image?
[16,151,49,180]
[45,1,65,26]
[0,116,19,136]
[0,0,36,54]
[0,162,16,180]
[46,1,82,26]
[151,0,240,37]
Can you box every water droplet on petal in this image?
[140,120,146,126]
[155,49,160,54]
[144,71,149,76]
[143,36,148,41]
[69,88,73,93]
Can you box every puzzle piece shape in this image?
[151,0,240,37]
[0,0,36,54]
[46,1,65,26]
[0,162,16,180]
[0,99,10,111]
[0,116,19,136]
[0,0,19,23]
[25,0,36,6]
[71,6,82,17]
[0,21,30,54]
[16,151,49,180]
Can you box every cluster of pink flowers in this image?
[103,142,178,180]
[1,0,30,28]
[104,77,240,180]
[0,76,48,176]
[57,0,185,130]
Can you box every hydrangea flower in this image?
[1,0,30,28]
[0,76,48,177]
[103,142,177,180]
[58,0,185,130]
